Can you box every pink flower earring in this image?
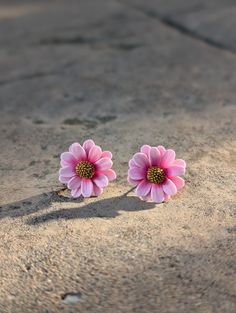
[127,145,186,203]
[59,139,116,198]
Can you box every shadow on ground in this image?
[0,188,156,224]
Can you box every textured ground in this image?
[0,0,236,312]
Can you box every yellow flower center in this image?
[76,161,95,179]
[147,166,165,184]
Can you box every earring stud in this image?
[128,145,186,203]
[59,139,116,198]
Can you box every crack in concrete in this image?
[118,0,236,55]
[1,2,234,88]
[157,14,235,54]
[39,35,144,52]
[0,60,76,87]
[0,71,58,87]
[39,35,96,45]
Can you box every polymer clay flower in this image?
[128,145,186,203]
[59,139,116,198]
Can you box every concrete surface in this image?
[0,0,236,312]
[123,0,236,52]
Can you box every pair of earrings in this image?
[59,139,186,203]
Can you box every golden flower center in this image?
[147,166,165,184]
[76,161,95,179]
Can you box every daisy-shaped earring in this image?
[59,139,116,198]
[128,145,186,203]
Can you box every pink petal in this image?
[81,179,93,197]
[162,178,177,196]
[166,166,185,177]
[93,185,103,196]
[93,173,109,188]
[101,151,112,159]
[141,193,151,201]
[69,143,86,161]
[95,157,113,170]
[151,184,164,203]
[157,145,166,157]
[170,176,185,189]
[68,176,81,190]
[59,166,76,177]
[164,193,170,201]
[69,142,77,153]
[136,180,151,197]
[127,176,139,186]
[172,159,186,168]
[128,167,146,180]
[88,145,102,163]
[149,147,161,166]
[71,188,82,198]
[161,149,176,168]
[83,139,95,155]
[60,159,69,167]
[140,144,151,156]
[101,169,117,181]
[129,159,137,168]
[60,152,77,165]
[59,175,70,184]
[133,152,149,168]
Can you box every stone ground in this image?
[0,0,236,312]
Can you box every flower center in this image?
[76,161,95,179]
[147,166,165,184]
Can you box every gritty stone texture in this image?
[0,0,236,312]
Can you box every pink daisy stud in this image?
[59,139,116,198]
[128,145,186,203]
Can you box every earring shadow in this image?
[0,188,157,225]
[26,188,156,225]
[0,189,83,219]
